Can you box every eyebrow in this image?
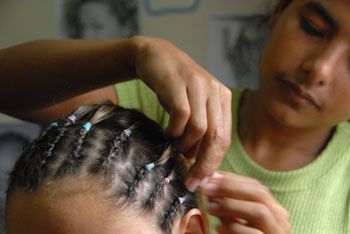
[303,1,339,31]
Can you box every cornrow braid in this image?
[30,117,76,189]
[44,105,96,163]
[145,171,175,209]
[90,126,133,174]
[55,104,115,176]
[160,195,183,232]
[127,165,149,197]
[127,145,174,197]
[6,104,201,234]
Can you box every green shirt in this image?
[115,80,350,234]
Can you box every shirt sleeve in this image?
[114,79,169,130]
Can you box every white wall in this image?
[0,0,272,123]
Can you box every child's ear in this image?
[178,208,206,234]
[268,1,289,28]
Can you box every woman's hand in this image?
[131,36,232,191]
[202,172,291,234]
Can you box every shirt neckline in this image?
[228,89,348,192]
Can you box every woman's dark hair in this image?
[280,0,293,9]
[61,0,138,38]
[6,104,199,234]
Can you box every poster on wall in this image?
[144,0,200,16]
[56,0,139,39]
[208,15,270,89]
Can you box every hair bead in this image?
[145,163,155,171]
[123,128,132,137]
[178,196,186,204]
[82,122,92,132]
[67,114,77,123]
[162,177,170,185]
[50,122,58,127]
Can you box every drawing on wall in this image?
[144,0,200,16]
[0,123,39,233]
[57,0,139,39]
[208,15,270,89]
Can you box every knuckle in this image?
[254,205,271,223]
[222,86,232,98]
[208,128,226,147]
[191,73,202,83]
[174,105,190,119]
[189,119,207,136]
[196,162,214,176]
[256,187,271,199]
[208,79,220,92]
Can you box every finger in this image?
[217,223,263,234]
[220,209,290,234]
[185,88,227,191]
[221,85,232,159]
[182,140,201,159]
[202,172,288,217]
[175,84,207,153]
[207,198,278,233]
[164,86,190,139]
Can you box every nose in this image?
[301,42,345,86]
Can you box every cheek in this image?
[326,84,350,122]
[261,16,313,79]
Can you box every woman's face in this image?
[260,0,350,128]
[78,2,124,39]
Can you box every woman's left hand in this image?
[202,172,291,234]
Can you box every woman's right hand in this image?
[131,36,232,191]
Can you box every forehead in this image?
[6,180,160,234]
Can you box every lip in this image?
[278,78,320,109]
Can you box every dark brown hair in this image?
[6,104,199,234]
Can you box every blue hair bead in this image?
[145,163,155,171]
[82,122,92,132]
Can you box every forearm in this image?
[0,37,138,114]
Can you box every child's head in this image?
[5,104,205,234]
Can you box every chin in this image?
[264,96,315,128]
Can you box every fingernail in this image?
[206,201,220,210]
[201,182,219,194]
[185,178,201,192]
[210,172,224,180]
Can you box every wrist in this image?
[128,35,147,80]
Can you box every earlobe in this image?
[179,208,206,234]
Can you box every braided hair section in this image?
[7,104,200,234]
